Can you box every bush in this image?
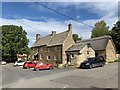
[108,59,120,63]
[114,59,120,62]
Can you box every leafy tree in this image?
[91,20,110,38]
[72,34,82,43]
[1,25,29,62]
[110,20,120,54]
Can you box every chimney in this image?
[51,31,56,35]
[68,23,72,31]
[36,34,40,40]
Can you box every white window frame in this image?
[87,51,90,55]
[47,56,50,60]
[54,56,57,60]
[71,54,74,58]
[40,54,43,60]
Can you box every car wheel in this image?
[89,65,92,69]
[33,69,36,71]
[49,66,53,70]
[36,68,39,71]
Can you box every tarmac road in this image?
[1,62,119,89]
[2,63,75,86]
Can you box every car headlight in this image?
[86,63,89,65]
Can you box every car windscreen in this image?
[17,61,23,63]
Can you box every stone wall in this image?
[30,45,62,66]
[106,39,117,62]
[116,54,120,59]
[68,45,95,67]
[62,30,75,65]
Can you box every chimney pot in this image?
[36,34,40,40]
[52,31,56,35]
[68,23,72,31]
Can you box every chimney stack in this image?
[51,31,56,35]
[68,23,72,31]
[36,34,40,40]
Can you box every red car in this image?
[23,61,37,69]
[34,62,54,71]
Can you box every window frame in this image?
[47,56,51,60]
[71,54,74,58]
[40,54,43,60]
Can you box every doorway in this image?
[67,54,70,64]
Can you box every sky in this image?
[1,1,118,47]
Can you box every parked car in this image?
[33,62,54,71]
[2,61,7,65]
[23,61,37,69]
[79,56,106,69]
[13,60,25,67]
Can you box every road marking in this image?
[62,85,69,89]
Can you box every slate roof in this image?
[66,43,86,52]
[32,30,69,47]
[76,35,112,51]
[32,34,53,47]
[48,31,69,46]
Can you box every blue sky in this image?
[2,2,101,20]
[1,1,118,47]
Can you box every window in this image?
[28,62,32,64]
[54,56,57,60]
[47,56,50,60]
[17,60,22,63]
[40,54,43,60]
[87,51,90,55]
[71,54,74,58]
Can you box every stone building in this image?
[76,36,117,62]
[30,24,75,67]
[66,43,95,67]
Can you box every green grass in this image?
[114,59,120,62]
[108,59,120,63]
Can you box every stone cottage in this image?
[30,24,75,67]
[76,36,117,62]
[66,43,95,67]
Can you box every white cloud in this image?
[1,12,117,47]
[1,2,118,47]
[29,2,118,18]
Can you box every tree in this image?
[110,20,120,54]
[91,20,110,38]
[72,34,82,43]
[1,25,29,62]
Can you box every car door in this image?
[91,59,97,67]
[28,62,33,67]
[97,57,104,66]
[31,62,36,67]
[37,62,46,69]
[42,63,49,69]
[92,58,101,67]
